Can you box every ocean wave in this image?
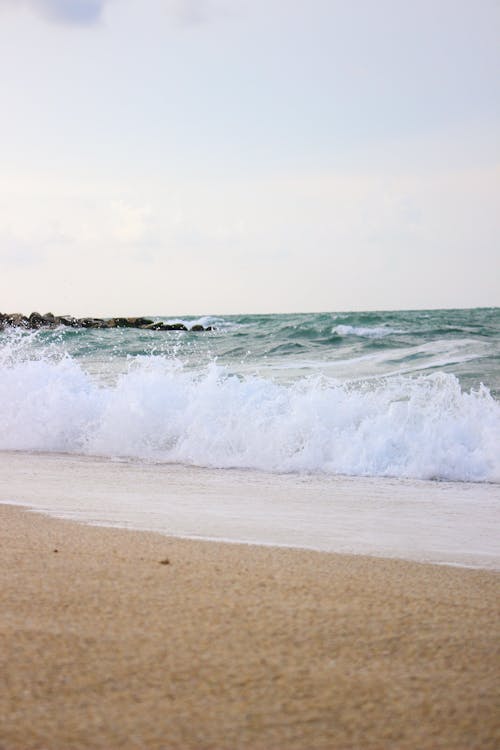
[1,351,499,483]
[333,324,404,339]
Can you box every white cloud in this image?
[0,0,231,26]
[0,0,109,25]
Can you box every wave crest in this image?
[0,351,499,482]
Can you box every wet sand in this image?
[1,503,499,750]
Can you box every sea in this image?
[1,307,499,569]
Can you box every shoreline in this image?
[3,500,495,573]
[1,504,499,749]
[1,450,499,571]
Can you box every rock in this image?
[112,317,154,328]
[28,312,46,329]
[131,317,154,328]
[112,318,132,328]
[7,314,31,328]
[78,318,108,329]
[163,323,188,331]
[0,313,212,332]
[57,316,79,327]
[30,312,58,328]
[142,322,188,331]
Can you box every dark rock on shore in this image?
[128,317,155,328]
[79,318,108,329]
[142,322,188,331]
[0,312,214,332]
[3,313,30,328]
[107,317,155,328]
[57,316,80,327]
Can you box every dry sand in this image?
[0,504,499,750]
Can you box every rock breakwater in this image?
[0,312,214,332]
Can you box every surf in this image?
[1,345,498,482]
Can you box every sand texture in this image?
[0,504,499,750]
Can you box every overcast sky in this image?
[0,0,498,316]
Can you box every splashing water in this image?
[1,308,499,482]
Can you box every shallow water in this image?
[1,452,499,570]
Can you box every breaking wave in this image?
[1,349,499,482]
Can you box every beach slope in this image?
[1,504,499,749]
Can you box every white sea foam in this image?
[1,350,499,482]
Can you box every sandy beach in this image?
[1,504,499,750]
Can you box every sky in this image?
[0,0,499,316]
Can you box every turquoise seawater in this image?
[1,308,499,482]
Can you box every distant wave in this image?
[333,324,404,339]
[1,351,499,483]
